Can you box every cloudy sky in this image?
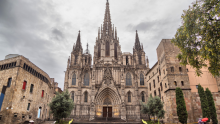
[0,0,195,90]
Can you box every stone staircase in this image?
[72,117,142,124]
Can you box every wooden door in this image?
[108,107,112,117]
[103,107,107,117]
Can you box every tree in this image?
[171,0,220,77]
[175,87,188,124]
[198,84,210,120]
[49,90,74,123]
[205,88,218,124]
[140,100,151,120]
[141,94,165,122]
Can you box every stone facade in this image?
[64,0,220,123]
[64,1,149,121]
[0,55,56,124]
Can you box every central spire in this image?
[103,0,112,37]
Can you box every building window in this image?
[153,80,155,88]
[157,76,159,83]
[37,107,41,118]
[126,73,132,86]
[30,84,34,93]
[160,83,163,91]
[22,81,27,90]
[165,83,167,88]
[154,90,156,96]
[74,55,78,65]
[196,85,198,89]
[84,73,90,86]
[140,73,144,85]
[171,67,174,72]
[158,88,161,98]
[72,74,76,85]
[159,69,161,75]
[41,90,44,97]
[105,41,110,57]
[138,54,142,65]
[141,92,145,102]
[27,103,30,111]
[7,78,12,87]
[149,83,151,91]
[114,43,117,59]
[98,43,101,58]
[84,91,88,102]
[128,92,131,102]
[71,92,74,102]
[179,67,182,72]
[186,68,189,72]
[181,81,184,86]
[174,81,177,86]
[126,56,129,65]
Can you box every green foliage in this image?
[205,88,218,124]
[198,84,210,120]
[140,94,165,121]
[171,0,220,77]
[49,90,74,122]
[175,87,188,124]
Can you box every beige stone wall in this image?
[0,55,55,124]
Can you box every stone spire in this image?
[85,43,90,54]
[67,56,70,68]
[146,56,149,68]
[102,0,112,37]
[134,30,142,51]
[73,30,82,52]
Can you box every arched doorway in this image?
[95,87,121,118]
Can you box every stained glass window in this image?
[140,73,144,85]
[126,73,132,86]
[84,73,89,86]
[72,74,76,85]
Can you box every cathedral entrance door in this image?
[103,107,112,117]
[108,107,112,117]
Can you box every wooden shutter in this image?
[41,90,44,97]
[22,81,27,90]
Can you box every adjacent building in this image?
[0,54,58,124]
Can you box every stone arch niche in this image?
[95,87,121,118]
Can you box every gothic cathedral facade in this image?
[64,0,149,121]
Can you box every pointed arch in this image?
[140,73,144,85]
[126,73,132,86]
[72,73,76,85]
[98,43,101,58]
[84,73,89,86]
[114,43,117,59]
[105,41,110,57]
